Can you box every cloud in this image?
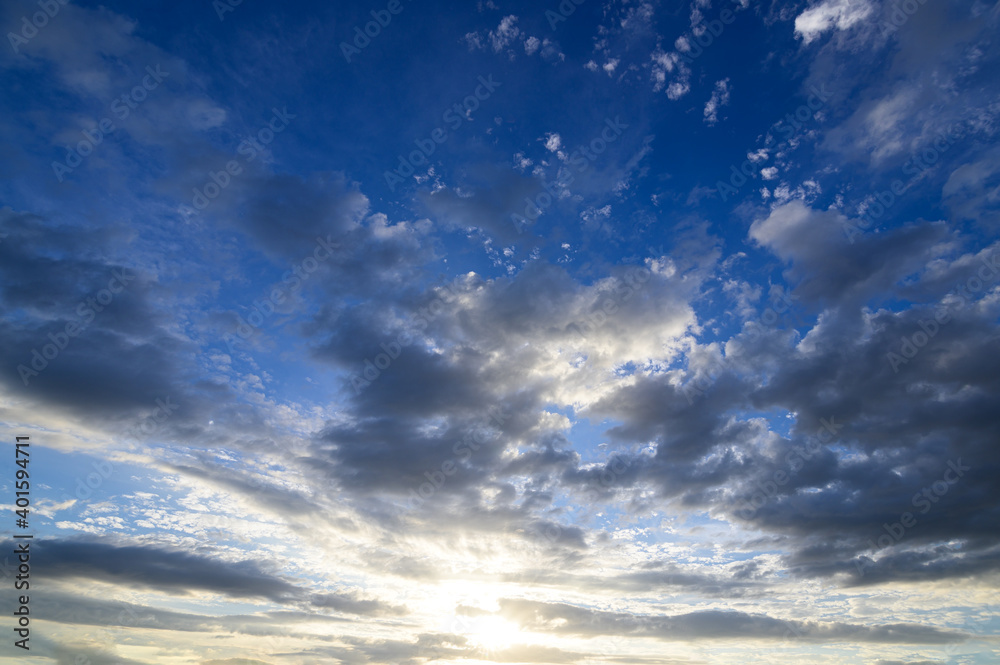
[703,79,731,125]
[234,172,368,261]
[493,15,522,50]
[748,200,952,306]
[28,539,405,616]
[651,49,690,100]
[2,1,997,662]
[498,599,968,643]
[419,162,546,243]
[795,0,875,44]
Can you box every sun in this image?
[462,615,522,652]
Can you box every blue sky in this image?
[1,0,1000,663]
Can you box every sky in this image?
[0,0,999,663]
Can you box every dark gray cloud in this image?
[30,589,382,637]
[498,563,762,598]
[27,539,405,616]
[0,208,226,426]
[749,201,953,307]
[420,161,544,244]
[497,599,968,644]
[0,3,996,661]
[238,172,368,260]
[551,207,1000,588]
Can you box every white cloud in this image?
[652,48,692,99]
[185,100,227,130]
[490,14,522,52]
[667,81,690,100]
[861,86,920,162]
[464,31,484,51]
[621,2,656,31]
[703,79,732,125]
[794,0,875,44]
